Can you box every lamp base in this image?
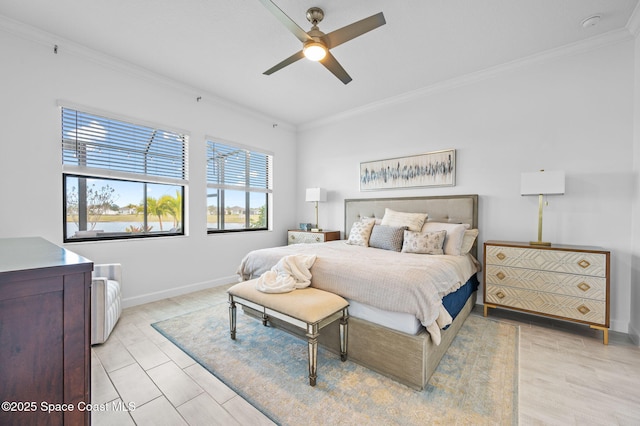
[311,228,322,232]
[530,240,551,246]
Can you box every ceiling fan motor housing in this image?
[306,7,324,25]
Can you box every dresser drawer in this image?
[485,283,606,325]
[289,231,325,244]
[485,245,607,278]
[485,264,606,301]
[288,230,340,245]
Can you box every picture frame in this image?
[359,149,456,191]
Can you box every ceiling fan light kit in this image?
[259,0,386,84]
[303,41,327,61]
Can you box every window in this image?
[206,140,272,233]
[62,106,188,242]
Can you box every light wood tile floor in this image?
[91,285,640,425]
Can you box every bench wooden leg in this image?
[306,324,319,386]
[228,297,236,340]
[340,308,348,362]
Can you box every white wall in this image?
[631,25,640,343]
[0,23,297,306]
[296,39,635,333]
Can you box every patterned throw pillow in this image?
[420,222,470,256]
[346,219,376,246]
[380,208,427,232]
[369,225,407,252]
[401,230,447,255]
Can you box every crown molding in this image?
[300,28,633,131]
[2,12,633,135]
[627,2,640,37]
[0,14,296,133]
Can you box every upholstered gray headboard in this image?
[344,194,479,256]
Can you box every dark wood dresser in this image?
[0,237,93,425]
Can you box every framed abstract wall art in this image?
[359,149,456,191]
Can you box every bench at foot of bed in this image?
[227,280,349,386]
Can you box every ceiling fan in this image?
[259,0,386,84]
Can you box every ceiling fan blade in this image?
[322,12,386,49]
[263,50,305,75]
[259,0,312,43]
[320,52,352,84]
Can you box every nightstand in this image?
[288,230,340,245]
[483,240,610,344]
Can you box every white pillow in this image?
[380,208,427,232]
[346,219,376,246]
[421,222,470,256]
[460,229,479,255]
[362,216,382,225]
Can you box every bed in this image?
[237,194,479,390]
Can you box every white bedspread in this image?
[237,241,479,344]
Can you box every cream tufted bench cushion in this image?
[227,279,349,386]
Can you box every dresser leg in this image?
[483,303,496,317]
[590,325,609,345]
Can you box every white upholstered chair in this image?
[91,263,123,345]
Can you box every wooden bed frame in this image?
[249,194,479,390]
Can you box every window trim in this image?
[63,174,186,242]
[206,138,273,234]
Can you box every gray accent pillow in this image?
[369,225,407,252]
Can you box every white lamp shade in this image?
[521,171,565,195]
[305,187,327,202]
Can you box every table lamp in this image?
[521,170,565,246]
[305,187,326,232]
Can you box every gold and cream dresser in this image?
[483,240,610,344]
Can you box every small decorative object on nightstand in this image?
[483,240,610,344]
[288,230,340,245]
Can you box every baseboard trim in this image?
[122,275,237,308]
[628,322,640,346]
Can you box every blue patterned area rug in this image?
[152,302,518,425]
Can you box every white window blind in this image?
[62,107,188,184]
[206,141,272,193]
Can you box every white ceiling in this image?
[1,0,638,127]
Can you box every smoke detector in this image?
[581,15,601,28]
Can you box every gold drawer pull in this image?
[496,291,506,299]
[496,252,506,260]
[577,305,591,315]
[315,237,321,242]
[578,259,591,269]
[496,271,506,280]
[577,282,591,292]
